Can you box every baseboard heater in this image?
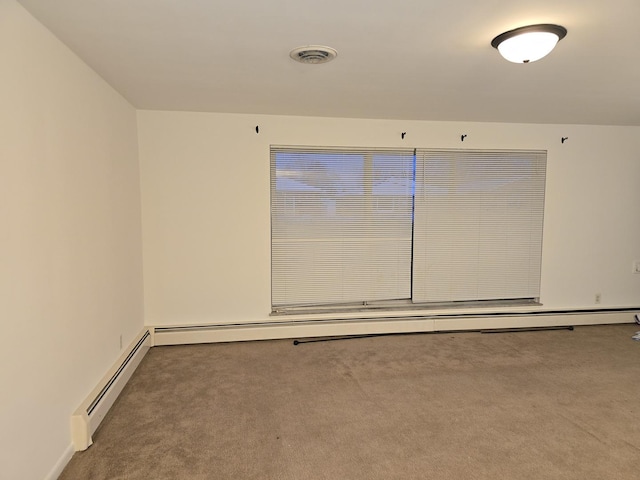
[71,329,152,451]
[153,308,639,346]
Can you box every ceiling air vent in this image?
[289,45,338,64]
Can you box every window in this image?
[271,146,546,313]
[412,149,546,304]
[271,147,414,309]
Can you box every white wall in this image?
[138,111,640,326]
[0,1,144,478]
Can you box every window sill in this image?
[271,298,541,317]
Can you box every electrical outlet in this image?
[634,261,640,274]
[595,293,601,304]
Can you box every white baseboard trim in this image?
[432,310,634,331]
[44,443,74,480]
[70,329,152,451]
[152,309,638,346]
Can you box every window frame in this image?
[270,145,546,315]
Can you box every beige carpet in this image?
[59,324,640,479]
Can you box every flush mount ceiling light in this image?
[491,24,567,63]
[289,45,338,64]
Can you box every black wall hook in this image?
[461,134,467,142]
[401,132,406,139]
[561,137,568,144]
[256,126,260,134]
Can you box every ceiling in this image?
[16,0,640,125]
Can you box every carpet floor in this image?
[59,323,640,479]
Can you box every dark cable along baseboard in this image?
[292,325,575,345]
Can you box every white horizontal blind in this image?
[271,147,414,308]
[412,149,546,303]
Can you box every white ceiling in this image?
[16,0,640,125]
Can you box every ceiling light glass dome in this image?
[491,24,567,63]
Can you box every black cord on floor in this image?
[292,325,574,345]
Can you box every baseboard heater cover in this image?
[153,308,639,346]
[71,329,151,451]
